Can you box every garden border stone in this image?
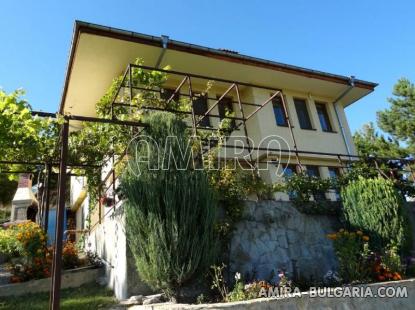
[130,278,415,310]
[0,265,102,297]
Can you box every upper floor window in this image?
[161,88,179,103]
[218,97,235,128]
[316,102,333,132]
[294,98,312,130]
[193,93,210,127]
[272,96,288,126]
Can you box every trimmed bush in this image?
[341,177,410,252]
[121,112,217,301]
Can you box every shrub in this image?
[0,228,22,257]
[327,229,371,283]
[341,177,410,252]
[0,222,50,282]
[122,112,217,302]
[0,222,47,259]
[284,172,339,215]
[381,246,403,275]
[62,241,80,269]
[227,278,245,302]
[210,264,229,302]
[372,248,403,282]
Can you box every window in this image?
[283,164,297,177]
[218,97,235,128]
[328,167,341,200]
[306,165,320,177]
[316,103,333,132]
[272,96,288,126]
[328,167,340,179]
[306,165,325,201]
[193,93,210,127]
[294,98,312,129]
[161,88,179,102]
[283,164,298,199]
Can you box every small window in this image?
[328,167,341,200]
[306,165,320,177]
[306,165,326,200]
[272,96,288,126]
[161,88,179,102]
[316,103,333,132]
[218,97,235,128]
[283,164,298,199]
[294,98,312,129]
[283,164,297,177]
[193,94,210,127]
[328,167,340,178]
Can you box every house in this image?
[61,21,377,298]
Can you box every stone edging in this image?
[0,266,102,297]
[131,278,415,310]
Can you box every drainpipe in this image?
[333,76,355,158]
[155,35,169,68]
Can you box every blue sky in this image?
[1,0,414,133]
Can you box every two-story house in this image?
[60,21,377,298]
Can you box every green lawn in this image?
[0,283,117,310]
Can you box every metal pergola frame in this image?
[1,63,414,309]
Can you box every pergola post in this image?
[49,118,69,310]
[43,163,52,234]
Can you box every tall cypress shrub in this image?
[121,112,217,301]
[341,176,410,252]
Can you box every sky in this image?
[0,0,414,133]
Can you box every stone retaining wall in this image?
[229,201,340,281]
[0,266,102,297]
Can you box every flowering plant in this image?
[227,272,246,302]
[12,222,47,259]
[62,241,80,269]
[2,222,50,282]
[227,270,293,302]
[372,246,403,281]
[373,259,402,282]
[327,229,371,283]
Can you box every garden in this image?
[117,112,415,305]
[0,221,102,284]
[1,59,415,307]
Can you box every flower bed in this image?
[132,278,415,310]
[0,222,100,284]
[327,229,404,284]
[0,265,102,297]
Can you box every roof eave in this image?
[59,20,378,113]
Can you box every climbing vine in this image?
[0,89,61,178]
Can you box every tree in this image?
[121,112,217,302]
[377,78,415,153]
[341,177,411,253]
[353,122,409,158]
[0,175,17,206]
[0,89,59,165]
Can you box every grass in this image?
[0,283,117,310]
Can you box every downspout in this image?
[333,76,355,158]
[155,35,169,68]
